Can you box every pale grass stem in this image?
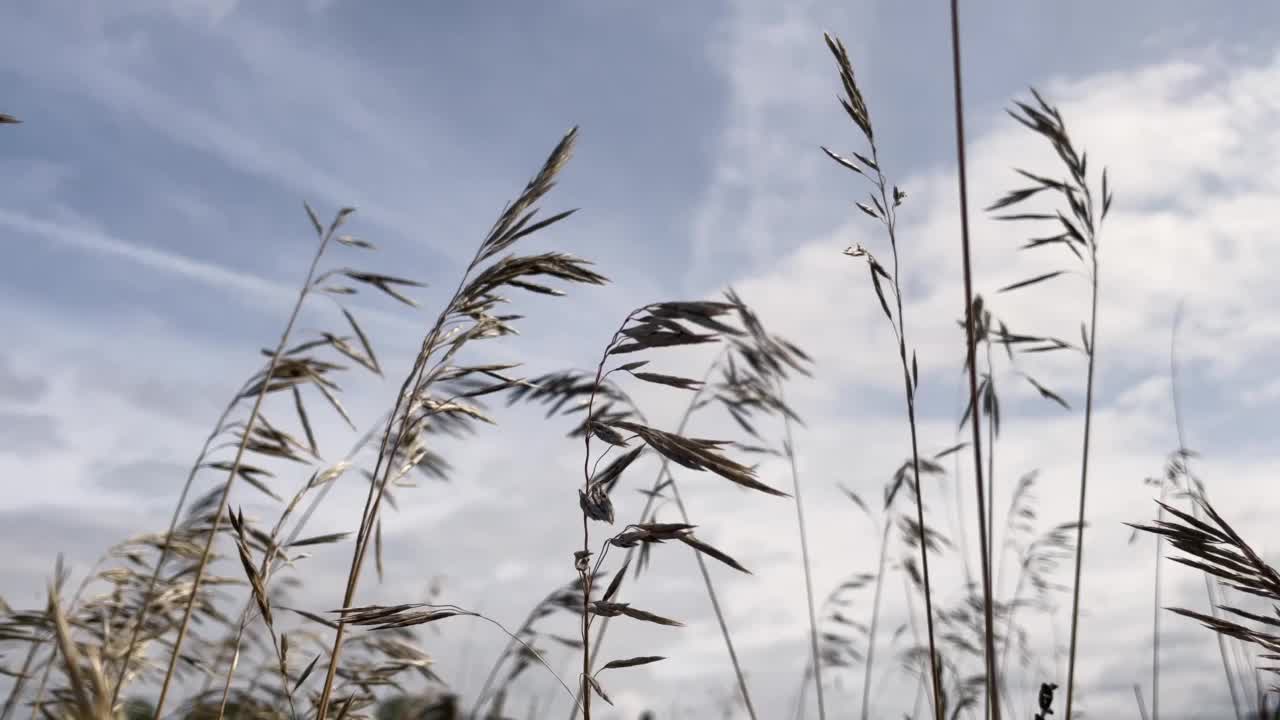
[784,396,825,720]
[108,392,245,711]
[152,207,348,720]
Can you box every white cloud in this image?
[0,208,292,303]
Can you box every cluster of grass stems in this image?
[3,4,1279,719]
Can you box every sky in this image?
[5,0,1280,718]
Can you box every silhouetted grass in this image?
[2,12,1274,720]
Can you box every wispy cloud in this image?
[0,208,292,302]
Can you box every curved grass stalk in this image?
[471,577,592,719]
[662,478,759,720]
[315,128,603,720]
[562,305,801,719]
[570,296,796,717]
[153,208,348,719]
[559,374,711,720]
[338,603,583,716]
[108,391,246,711]
[210,413,390,715]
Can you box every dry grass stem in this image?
[823,29,945,719]
[314,127,606,720]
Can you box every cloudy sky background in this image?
[5,1,1280,717]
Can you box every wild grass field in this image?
[5,3,1280,720]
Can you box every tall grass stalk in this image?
[576,311,640,720]
[980,78,1113,720]
[562,365,713,719]
[981,89,1108,715]
[822,31,944,719]
[152,206,352,719]
[945,2,999,716]
[551,290,806,719]
[511,358,726,720]
[1063,238,1099,720]
[1129,490,1280,716]
[663,476,759,720]
[108,391,245,711]
[567,350,759,720]
[981,338,998,611]
[569,292,801,718]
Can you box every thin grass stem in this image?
[946,2,1000,716]
[153,215,339,720]
[109,393,244,710]
[665,479,759,720]
[782,389,825,720]
[564,351,730,720]
[1062,206,1099,720]
[859,517,893,720]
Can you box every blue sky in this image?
[5,1,1280,718]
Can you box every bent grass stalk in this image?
[572,297,792,717]
[315,127,605,720]
[108,389,247,711]
[661,478,761,720]
[576,308,644,720]
[211,413,392,717]
[556,290,807,719]
[564,360,716,720]
[152,206,352,720]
